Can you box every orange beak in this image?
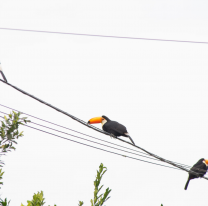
[205,159,208,165]
[88,117,102,124]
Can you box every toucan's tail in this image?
[184,178,190,190]
[127,136,135,145]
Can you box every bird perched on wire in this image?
[184,158,208,190]
[0,63,7,82]
[88,115,135,145]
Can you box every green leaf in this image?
[90,163,111,206]
[7,134,13,140]
[78,201,84,206]
[0,111,30,183]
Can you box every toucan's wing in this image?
[103,121,127,135]
[111,121,128,134]
[192,163,207,176]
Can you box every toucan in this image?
[184,158,208,190]
[88,115,135,145]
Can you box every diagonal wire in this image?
[0,111,165,163]
[1,110,208,176]
[2,110,201,171]
[1,111,208,176]
[0,104,149,155]
[0,28,208,45]
[1,80,208,179]
[1,114,208,177]
[0,115,182,171]
[0,106,193,169]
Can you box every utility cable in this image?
[1,109,208,175]
[0,110,165,163]
[0,115,182,171]
[0,28,208,45]
[30,121,208,175]
[1,80,208,178]
[0,105,195,169]
[1,115,208,177]
[0,104,150,156]
[0,79,112,137]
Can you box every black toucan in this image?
[184,158,208,190]
[88,115,135,145]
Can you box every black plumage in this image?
[184,158,208,190]
[102,116,135,145]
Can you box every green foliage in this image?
[0,198,10,206]
[0,111,30,204]
[21,191,56,206]
[0,168,4,189]
[90,163,111,206]
[0,111,31,186]
[26,191,45,206]
[79,163,111,206]
[0,111,30,155]
[78,201,84,206]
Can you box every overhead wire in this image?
[1,109,208,176]
[0,109,199,170]
[0,79,112,137]
[1,80,208,179]
[0,115,182,171]
[0,105,193,169]
[0,104,149,156]
[0,28,208,45]
[1,115,208,177]
[0,110,166,163]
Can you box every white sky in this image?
[0,0,208,205]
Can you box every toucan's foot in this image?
[110,134,117,139]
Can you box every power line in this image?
[28,120,208,174]
[0,79,112,138]
[0,110,164,163]
[0,115,182,171]
[1,79,208,178]
[0,28,208,45]
[1,114,208,178]
[1,109,196,169]
[0,104,147,155]
[1,110,208,176]
[0,105,193,169]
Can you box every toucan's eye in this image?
[102,119,104,120]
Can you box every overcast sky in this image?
[1,0,208,205]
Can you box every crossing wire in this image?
[0,28,208,45]
[0,104,149,156]
[1,110,208,175]
[0,110,167,163]
[1,115,208,177]
[0,115,180,171]
[0,109,196,169]
[1,79,208,179]
[0,106,194,169]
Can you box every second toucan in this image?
[184,158,208,190]
[88,115,135,145]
